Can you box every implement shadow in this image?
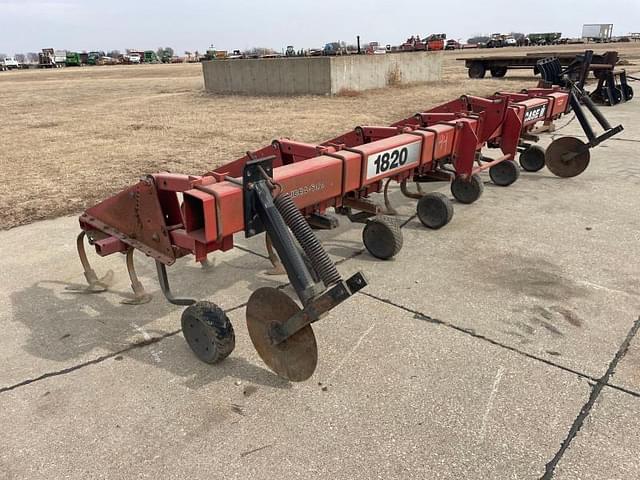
[8,248,292,390]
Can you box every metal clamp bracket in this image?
[270,272,368,345]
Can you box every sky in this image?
[1,0,639,55]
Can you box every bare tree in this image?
[156,47,175,60]
[27,52,39,63]
[107,50,121,58]
[14,53,26,63]
[0,53,6,60]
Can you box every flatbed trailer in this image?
[460,51,617,78]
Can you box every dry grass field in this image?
[1,43,639,229]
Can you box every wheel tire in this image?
[490,67,507,78]
[489,160,520,186]
[417,192,454,229]
[362,215,403,260]
[519,145,546,172]
[181,301,235,364]
[468,62,486,79]
[451,174,484,204]
[623,85,634,101]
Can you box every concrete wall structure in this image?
[202,51,442,96]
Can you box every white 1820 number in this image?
[366,141,421,180]
[374,148,409,175]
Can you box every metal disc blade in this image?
[545,137,590,178]
[246,287,318,382]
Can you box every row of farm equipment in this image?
[56,50,162,67]
[175,31,609,61]
[72,53,624,382]
[1,49,167,70]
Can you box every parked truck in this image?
[323,42,348,56]
[121,52,141,64]
[86,51,105,65]
[401,35,427,51]
[161,51,173,63]
[486,34,506,48]
[54,50,66,65]
[401,34,446,51]
[2,57,21,70]
[445,39,461,50]
[425,34,446,51]
[143,50,159,63]
[38,48,67,68]
[66,52,82,66]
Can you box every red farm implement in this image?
[74,55,623,381]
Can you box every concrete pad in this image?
[0,296,589,479]
[0,216,288,388]
[554,389,640,480]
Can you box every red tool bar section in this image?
[81,87,572,264]
[175,131,453,260]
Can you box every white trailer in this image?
[582,24,614,43]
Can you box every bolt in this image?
[152,233,160,242]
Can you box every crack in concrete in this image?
[360,291,640,400]
[540,316,640,479]
[0,301,250,394]
[0,330,181,394]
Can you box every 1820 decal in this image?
[366,141,421,180]
[373,148,409,175]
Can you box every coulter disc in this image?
[545,137,590,178]
[246,287,318,382]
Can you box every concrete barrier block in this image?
[202,52,442,96]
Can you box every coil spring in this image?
[274,193,341,287]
